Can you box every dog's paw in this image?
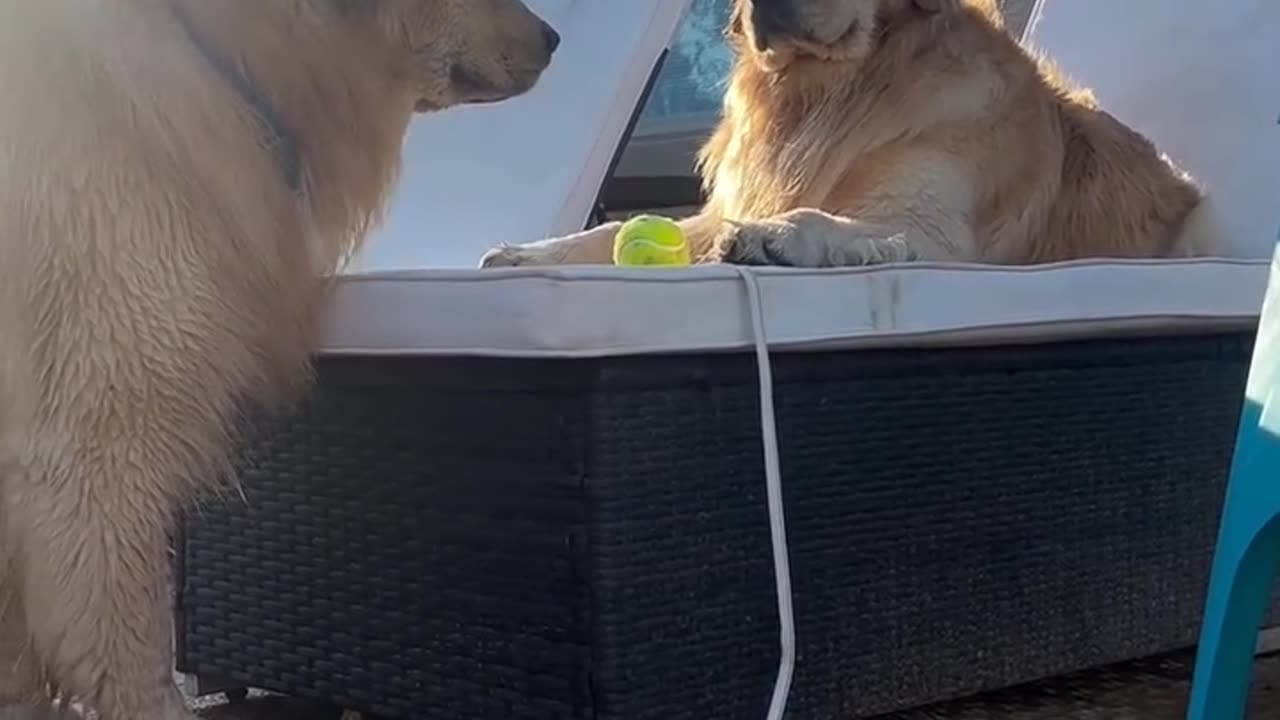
[716,213,916,268]
[478,244,556,268]
[715,219,807,267]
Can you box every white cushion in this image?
[322,259,1266,356]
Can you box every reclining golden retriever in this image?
[0,1,558,718]
[481,0,1211,269]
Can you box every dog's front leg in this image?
[11,434,197,720]
[480,222,622,267]
[713,152,978,267]
[480,213,724,267]
[0,705,77,719]
[0,568,47,707]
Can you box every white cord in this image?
[735,267,796,720]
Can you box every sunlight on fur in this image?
[0,0,558,718]
[482,0,1213,269]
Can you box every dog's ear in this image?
[724,1,747,41]
[912,0,960,12]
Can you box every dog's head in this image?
[728,0,960,70]
[331,0,560,112]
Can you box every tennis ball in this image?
[612,215,691,267]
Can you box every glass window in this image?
[637,0,733,131]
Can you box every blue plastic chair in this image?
[1187,251,1280,719]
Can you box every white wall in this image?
[349,0,692,272]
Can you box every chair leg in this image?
[1187,519,1280,719]
[1187,402,1280,719]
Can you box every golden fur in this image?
[0,0,557,718]
[481,0,1211,268]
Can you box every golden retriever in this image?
[0,0,558,718]
[481,0,1211,269]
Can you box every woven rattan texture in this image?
[179,359,595,719]
[179,332,1263,719]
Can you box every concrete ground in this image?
[189,648,1280,719]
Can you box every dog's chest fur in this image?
[705,38,962,223]
[707,75,839,221]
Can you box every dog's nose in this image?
[751,1,793,51]
[540,22,561,55]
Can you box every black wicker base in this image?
[176,331,1264,719]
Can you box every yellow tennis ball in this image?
[612,215,691,267]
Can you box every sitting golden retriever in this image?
[481,0,1211,269]
[0,1,558,718]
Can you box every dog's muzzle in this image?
[750,0,799,51]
